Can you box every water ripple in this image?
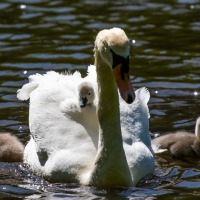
[0,0,200,199]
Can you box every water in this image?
[0,0,200,199]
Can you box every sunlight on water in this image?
[0,0,200,199]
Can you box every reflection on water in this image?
[0,0,200,199]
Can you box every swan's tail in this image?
[17,73,46,101]
[17,82,39,101]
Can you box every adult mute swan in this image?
[17,27,154,187]
[77,66,154,185]
[153,117,200,158]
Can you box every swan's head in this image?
[78,82,95,108]
[95,27,135,104]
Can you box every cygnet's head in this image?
[78,82,95,108]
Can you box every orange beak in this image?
[113,64,135,104]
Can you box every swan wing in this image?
[17,82,39,101]
[83,66,152,149]
[20,70,98,181]
[120,87,151,148]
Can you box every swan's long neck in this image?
[96,53,121,145]
[88,52,131,188]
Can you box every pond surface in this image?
[0,0,200,199]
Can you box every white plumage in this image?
[17,28,154,187]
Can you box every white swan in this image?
[80,79,154,184]
[17,28,154,187]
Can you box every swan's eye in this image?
[88,92,90,95]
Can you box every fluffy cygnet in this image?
[0,132,24,162]
[78,82,96,108]
[152,117,200,158]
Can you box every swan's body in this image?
[153,117,200,158]
[86,65,153,154]
[78,68,154,184]
[0,133,24,162]
[17,28,154,187]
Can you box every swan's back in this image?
[17,71,84,151]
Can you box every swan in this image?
[76,78,154,162]
[77,68,154,184]
[0,132,24,162]
[17,27,154,187]
[152,117,200,158]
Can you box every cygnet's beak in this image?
[79,97,88,108]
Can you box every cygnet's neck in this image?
[88,52,131,188]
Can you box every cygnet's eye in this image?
[88,92,91,95]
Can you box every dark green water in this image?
[0,0,200,199]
